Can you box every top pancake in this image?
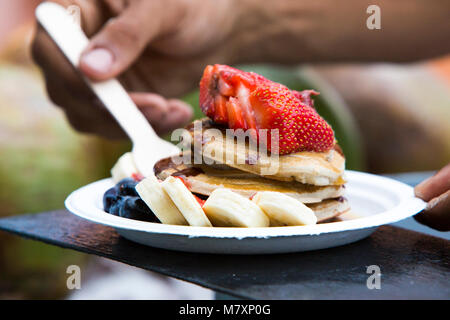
[183,119,346,186]
[154,156,345,203]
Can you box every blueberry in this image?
[103,179,160,223]
[119,196,159,222]
[116,178,139,197]
[103,187,118,212]
[108,196,127,216]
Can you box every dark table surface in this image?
[0,210,449,299]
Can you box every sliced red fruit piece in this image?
[193,194,206,207]
[172,176,206,207]
[131,172,144,182]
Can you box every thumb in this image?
[130,93,193,135]
[79,1,172,80]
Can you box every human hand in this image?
[414,163,450,231]
[32,0,239,138]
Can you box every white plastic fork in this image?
[35,2,180,177]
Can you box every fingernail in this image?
[414,178,429,199]
[414,187,424,199]
[426,198,438,210]
[426,192,447,210]
[82,48,113,74]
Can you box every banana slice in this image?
[203,189,270,227]
[136,175,188,225]
[111,152,139,183]
[252,191,317,226]
[161,176,212,227]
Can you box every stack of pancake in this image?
[154,119,349,224]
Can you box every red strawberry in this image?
[173,176,205,207]
[199,64,335,155]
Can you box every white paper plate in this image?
[65,171,425,254]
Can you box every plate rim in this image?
[65,170,426,239]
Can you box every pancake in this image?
[308,197,350,223]
[154,156,345,203]
[184,119,346,186]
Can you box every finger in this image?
[165,99,194,130]
[130,93,193,135]
[64,108,128,139]
[46,76,127,139]
[33,16,126,139]
[39,0,106,35]
[415,163,450,201]
[80,0,176,80]
[32,24,89,93]
[414,190,450,232]
[32,0,108,86]
[131,92,169,128]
